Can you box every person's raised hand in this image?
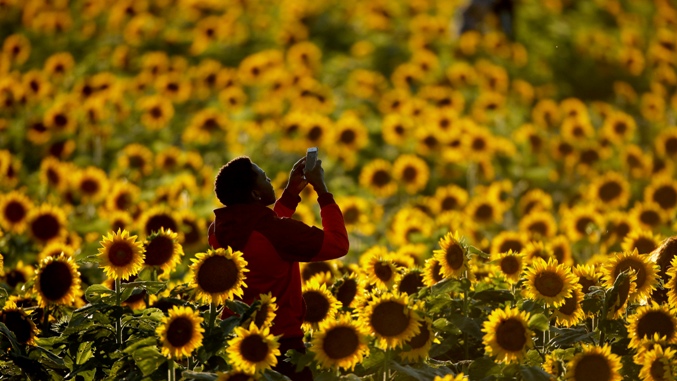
[286,156,308,194]
[303,159,328,196]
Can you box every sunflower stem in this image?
[208,301,217,335]
[168,359,175,381]
[115,278,123,347]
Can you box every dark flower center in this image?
[500,256,520,275]
[534,271,564,298]
[653,186,677,209]
[573,354,611,381]
[372,170,391,187]
[107,241,135,267]
[39,261,73,302]
[144,235,175,266]
[303,290,330,323]
[445,242,465,270]
[598,181,622,202]
[1,310,34,344]
[31,213,60,242]
[399,272,424,295]
[636,311,675,340]
[145,214,178,235]
[166,316,194,348]
[197,255,238,294]
[370,301,410,337]
[374,261,393,282]
[336,278,358,307]
[495,317,527,352]
[323,326,359,359]
[4,200,27,223]
[240,334,269,363]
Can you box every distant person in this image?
[460,0,515,39]
[208,155,349,381]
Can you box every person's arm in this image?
[273,157,307,218]
[208,221,220,248]
[262,192,349,262]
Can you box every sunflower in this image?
[359,291,420,350]
[566,344,623,381]
[432,184,468,214]
[38,157,71,192]
[33,254,81,307]
[392,154,430,195]
[248,293,278,330]
[359,159,397,198]
[0,190,33,234]
[97,229,145,281]
[601,111,636,143]
[482,306,534,363]
[400,316,435,363]
[362,246,397,290]
[156,306,204,360]
[491,250,524,284]
[553,286,586,328]
[302,278,342,331]
[397,268,426,296]
[433,231,469,279]
[214,371,256,381]
[645,176,677,212]
[226,323,280,375]
[117,143,153,177]
[465,197,503,226]
[310,314,369,371]
[190,247,248,305]
[561,117,595,143]
[446,61,477,88]
[38,242,74,262]
[627,303,677,350]
[574,264,601,294]
[155,146,184,173]
[490,231,527,255]
[335,196,381,235]
[382,113,414,147]
[587,172,630,210]
[604,249,659,303]
[0,301,39,345]
[104,181,140,214]
[519,188,553,216]
[601,211,639,251]
[143,228,183,275]
[523,257,578,307]
[138,206,181,238]
[26,204,68,245]
[73,166,109,204]
[638,344,677,381]
[423,257,445,287]
[519,211,557,239]
[561,205,604,243]
[300,261,337,284]
[622,230,662,255]
[332,273,363,309]
[655,128,677,160]
[138,95,174,130]
[434,375,468,381]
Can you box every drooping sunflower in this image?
[399,316,436,363]
[359,291,420,350]
[311,314,369,371]
[33,254,82,307]
[156,305,204,360]
[482,306,534,363]
[190,247,248,305]
[302,278,342,331]
[553,286,586,328]
[26,204,68,245]
[0,301,39,345]
[522,257,578,307]
[143,228,183,275]
[627,303,677,350]
[97,229,145,281]
[622,230,662,255]
[226,323,280,375]
[359,159,397,198]
[0,190,33,234]
[565,344,622,381]
[423,257,446,287]
[603,249,659,303]
[433,231,469,279]
[638,344,677,381]
[248,293,278,330]
[491,250,524,284]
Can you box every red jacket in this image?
[208,190,349,338]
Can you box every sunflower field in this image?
[1,0,677,380]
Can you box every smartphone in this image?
[305,147,318,172]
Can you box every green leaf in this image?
[360,349,385,371]
[179,371,218,380]
[472,289,515,304]
[225,300,251,315]
[84,284,115,304]
[549,327,596,348]
[132,346,166,376]
[450,315,483,339]
[528,313,551,332]
[0,322,21,354]
[520,365,554,381]
[467,356,501,380]
[123,337,158,354]
[390,361,446,381]
[76,341,94,365]
[120,281,167,294]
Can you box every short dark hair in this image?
[214,156,257,206]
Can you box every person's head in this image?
[214,156,276,207]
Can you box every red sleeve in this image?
[311,193,350,261]
[273,189,301,218]
[208,221,220,249]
